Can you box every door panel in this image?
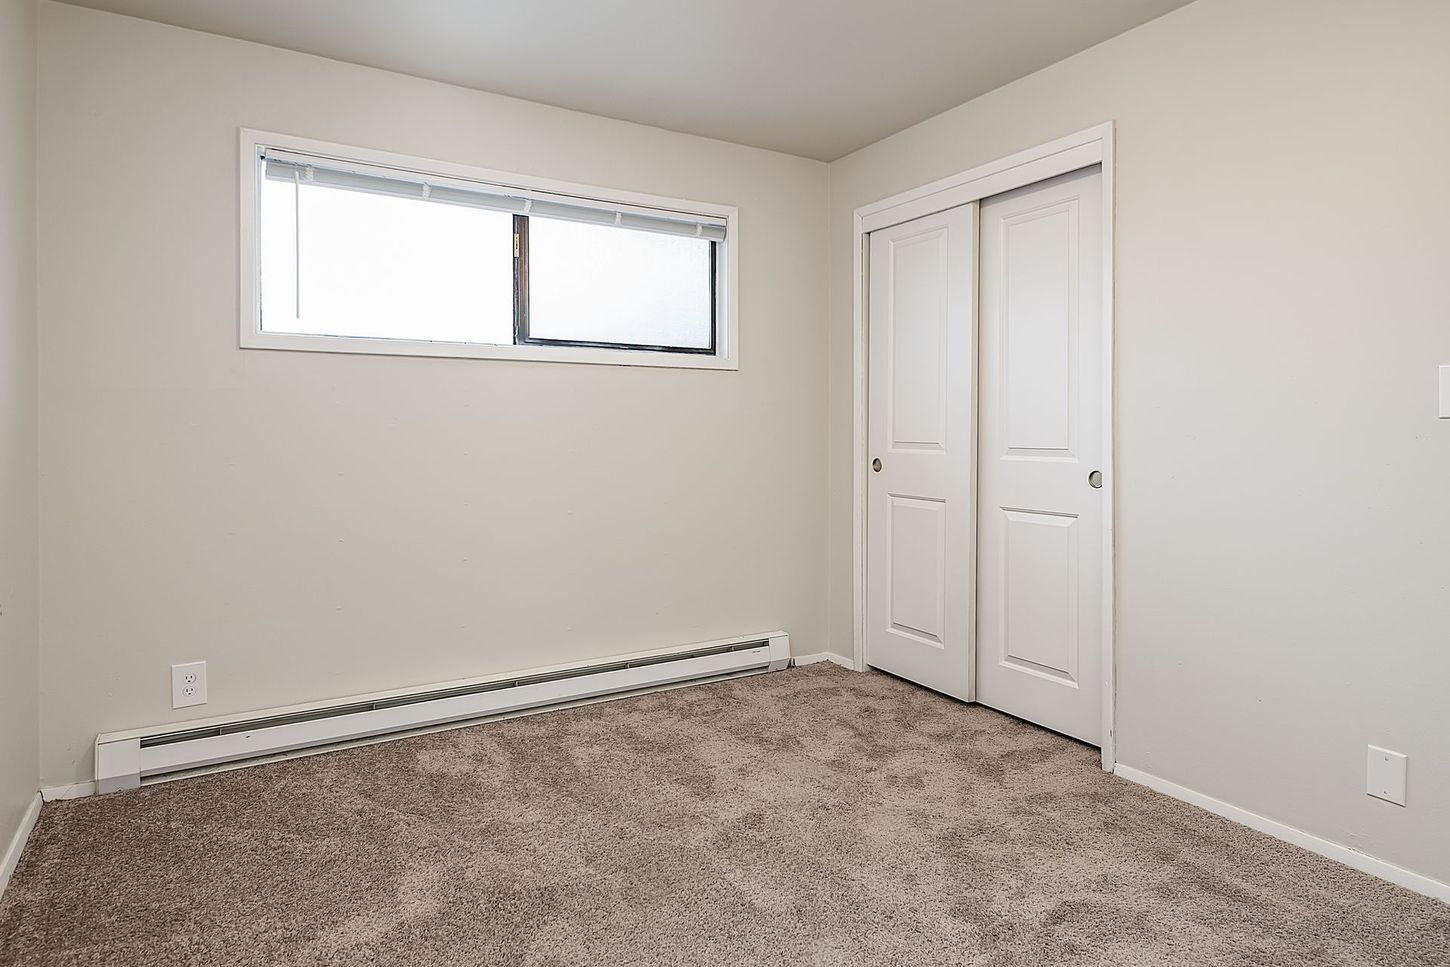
[1001,509,1078,682]
[887,495,947,646]
[866,204,976,700]
[1003,204,1075,452]
[977,166,1103,743]
[888,232,949,450]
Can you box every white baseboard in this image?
[792,651,858,671]
[1,793,42,900]
[41,781,95,802]
[1113,764,1449,905]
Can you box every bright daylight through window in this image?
[248,139,731,366]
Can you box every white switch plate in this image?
[1366,745,1407,806]
[1439,365,1450,418]
[171,661,208,709]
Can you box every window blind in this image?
[261,148,728,242]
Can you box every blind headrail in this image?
[261,148,728,242]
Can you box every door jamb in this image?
[851,122,1117,771]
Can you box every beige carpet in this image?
[1,663,1446,966]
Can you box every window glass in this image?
[524,218,714,351]
[259,178,514,344]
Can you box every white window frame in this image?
[238,129,739,370]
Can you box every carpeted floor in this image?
[1,664,1446,966]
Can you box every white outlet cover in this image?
[1439,365,1450,418]
[171,661,208,709]
[1366,745,1407,806]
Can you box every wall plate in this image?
[1366,745,1407,806]
[171,661,208,709]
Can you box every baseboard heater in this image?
[95,631,790,795]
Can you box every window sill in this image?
[239,329,738,371]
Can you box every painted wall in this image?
[36,3,829,785]
[827,0,1450,883]
[0,0,40,850]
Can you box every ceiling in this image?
[58,0,1193,160]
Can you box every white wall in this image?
[36,2,829,785]
[30,0,1450,892]
[827,0,1450,883]
[0,0,39,852]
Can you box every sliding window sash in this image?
[511,216,719,356]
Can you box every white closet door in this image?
[865,204,977,701]
[976,166,1104,744]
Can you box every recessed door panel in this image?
[888,496,947,647]
[1002,203,1077,454]
[1001,509,1078,682]
[889,230,949,451]
[977,166,1103,744]
[866,204,976,701]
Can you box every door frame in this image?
[852,123,1118,771]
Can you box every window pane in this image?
[259,179,514,344]
[526,218,713,350]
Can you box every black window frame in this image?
[511,213,719,356]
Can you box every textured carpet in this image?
[1,664,1446,966]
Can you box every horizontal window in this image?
[240,131,736,369]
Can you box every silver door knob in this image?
[872,458,882,472]
[1088,470,1102,489]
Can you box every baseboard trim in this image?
[1,793,42,900]
[1113,764,1449,904]
[41,781,96,802]
[791,652,859,671]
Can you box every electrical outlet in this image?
[1366,746,1407,806]
[171,661,208,709]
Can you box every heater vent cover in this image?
[96,631,789,794]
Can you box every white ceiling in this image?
[58,0,1193,160]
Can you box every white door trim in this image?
[851,122,1117,771]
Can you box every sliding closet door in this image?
[975,166,1104,744]
[864,204,977,701]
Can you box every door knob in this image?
[1088,470,1102,489]
[872,458,882,472]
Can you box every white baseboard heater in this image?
[95,631,790,795]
